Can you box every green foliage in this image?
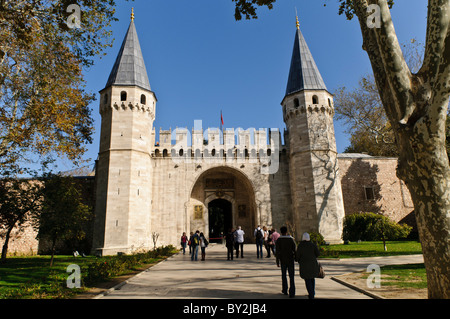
[309,232,325,246]
[0,178,43,260]
[84,245,177,285]
[36,174,93,265]
[0,0,134,173]
[320,240,422,258]
[0,245,177,299]
[343,212,412,242]
[232,0,276,20]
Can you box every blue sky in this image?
[66,0,428,172]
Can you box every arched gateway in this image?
[189,166,257,243]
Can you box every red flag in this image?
[221,111,224,126]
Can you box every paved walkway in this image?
[95,243,423,299]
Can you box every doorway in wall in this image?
[208,199,232,242]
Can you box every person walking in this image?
[180,232,188,255]
[296,232,320,299]
[190,230,200,261]
[254,225,264,258]
[234,226,245,258]
[199,232,209,261]
[264,226,273,258]
[188,231,194,255]
[275,226,297,298]
[271,228,280,256]
[225,228,235,260]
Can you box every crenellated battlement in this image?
[99,99,156,120]
[152,126,287,155]
[283,103,334,121]
[151,124,287,173]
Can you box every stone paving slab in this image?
[95,243,423,300]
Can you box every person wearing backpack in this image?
[190,230,200,261]
[254,225,264,258]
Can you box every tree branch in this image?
[419,0,450,89]
[375,0,416,124]
[353,0,400,123]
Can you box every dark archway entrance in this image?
[208,199,232,243]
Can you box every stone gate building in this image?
[88,15,414,256]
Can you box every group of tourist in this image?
[180,230,209,261]
[179,225,278,262]
[179,225,320,299]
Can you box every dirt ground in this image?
[334,272,428,299]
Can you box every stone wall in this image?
[0,220,39,256]
[0,176,96,257]
[337,154,415,224]
[2,154,417,256]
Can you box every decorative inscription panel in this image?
[205,178,234,189]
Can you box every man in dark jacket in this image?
[275,226,297,298]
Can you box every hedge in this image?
[343,213,412,242]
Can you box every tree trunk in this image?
[50,237,56,267]
[352,0,450,298]
[398,128,450,299]
[0,226,13,261]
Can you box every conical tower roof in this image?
[285,20,327,96]
[105,18,151,91]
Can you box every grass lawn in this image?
[0,255,95,299]
[0,247,177,299]
[375,263,427,289]
[319,240,422,258]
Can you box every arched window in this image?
[294,98,300,108]
[312,95,319,104]
[141,94,146,105]
[328,98,332,107]
[120,91,127,101]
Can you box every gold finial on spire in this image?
[296,15,299,30]
[131,7,135,21]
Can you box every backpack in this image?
[255,229,263,240]
[193,235,199,245]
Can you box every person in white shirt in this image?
[234,226,245,258]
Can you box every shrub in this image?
[309,232,325,246]
[83,245,177,285]
[343,212,412,242]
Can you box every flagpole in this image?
[220,109,223,144]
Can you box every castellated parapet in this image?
[152,125,286,175]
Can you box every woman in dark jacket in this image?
[296,232,320,299]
